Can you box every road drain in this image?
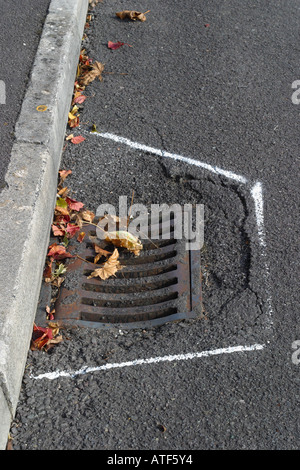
[53,217,202,329]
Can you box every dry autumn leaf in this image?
[68,105,80,128]
[88,248,122,280]
[93,244,111,263]
[66,197,84,211]
[73,93,86,104]
[81,209,95,222]
[66,223,80,238]
[71,135,85,144]
[47,244,73,260]
[77,231,86,243]
[59,169,72,182]
[80,61,105,86]
[105,230,143,256]
[116,10,150,22]
[31,324,63,351]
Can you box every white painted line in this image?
[251,182,273,325]
[30,343,265,380]
[87,131,248,184]
[251,181,267,248]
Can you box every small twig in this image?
[76,254,97,266]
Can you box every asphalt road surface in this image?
[0,0,50,190]
[10,0,300,451]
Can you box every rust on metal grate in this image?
[53,215,202,329]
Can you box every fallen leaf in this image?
[80,61,105,86]
[56,197,68,210]
[74,94,87,104]
[54,205,70,217]
[52,224,65,237]
[80,209,95,223]
[31,324,63,351]
[31,325,53,350]
[93,244,111,263]
[105,230,143,256]
[47,244,73,260]
[66,197,84,211]
[108,41,133,50]
[77,231,86,243]
[59,170,72,180]
[43,260,53,279]
[68,105,80,128]
[88,248,123,279]
[46,306,55,321]
[116,10,150,22]
[66,223,81,238]
[71,135,85,144]
[57,186,69,197]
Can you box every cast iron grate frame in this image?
[53,216,202,329]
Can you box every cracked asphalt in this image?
[9,0,300,451]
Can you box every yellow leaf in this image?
[105,231,143,256]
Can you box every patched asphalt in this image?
[9,0,300,450]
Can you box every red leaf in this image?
[47,244,73,260]
[74,94,87,104]
[71,135,85,144]
[108,41,133,50]
[66,197,84,211]
[31,325,53,350]
[66,223,80,238]
[108,41,125,50]
[52,224,66,237]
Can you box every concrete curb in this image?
[0,0,89,449]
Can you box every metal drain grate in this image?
[53,216,202,329]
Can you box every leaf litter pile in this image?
[32,2,149,351]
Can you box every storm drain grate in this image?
[53,216,202,329]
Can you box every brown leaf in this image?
[77,231,86,243]
[81,209,95,223]
[80,61,105,86]
[116,10,150,22]
[88,248,122,280]
[93,244,111,263]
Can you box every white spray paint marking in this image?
[250,182,273,325]
[251,182,267,247]
[30,344,265,381]
[88,131,248,184]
